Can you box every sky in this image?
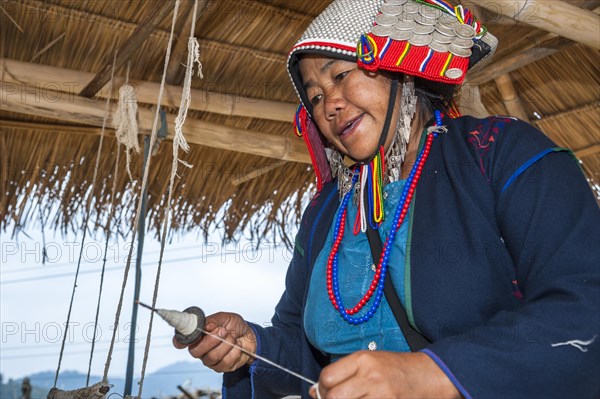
[0,226,292,382]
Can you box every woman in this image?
[174,1,600,398]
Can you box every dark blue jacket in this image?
[223,116,600,398]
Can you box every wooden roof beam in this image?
[477,0,600,49]
[1,58,296,122]
[78,2,175,98]
[0,83,310,164]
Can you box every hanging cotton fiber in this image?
[113,83,140,181]
[172,36,202,171]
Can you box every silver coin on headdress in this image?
[439,13,456,24]
[437,17,456,30]
[384,0,408,5]
[453,24,477,39]
[414,14,437,26]
[452,37,474,49]
[409,33,432,47]
[400,12,417,21]
[428,40,449,53]
[445,68,464,79]
[419,4,443,19]
[395,19,415,31]
[448,43,472,57]
[375,14,399,26]
[435,24,455,37]
[403,2,419,14]
[390,29,413,41]
[381,4,403,16]
[413,23,435,35]
[432,31,454,44]
[372,24,394,37]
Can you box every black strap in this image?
[365,224,430,351]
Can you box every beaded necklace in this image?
[326,111,443,325]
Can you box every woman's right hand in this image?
[172,311,257,373]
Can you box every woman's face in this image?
[299,55,399,162]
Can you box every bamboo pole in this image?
[477,0,600,49]
[458,83,489,118]
[0,58,296,122]
[0,83,310,164]
[494,73,530,122]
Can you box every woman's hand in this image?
[309,351,461,399]
[172,312,256,373]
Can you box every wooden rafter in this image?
[14,0,287,66]
[534,100,600,123]
[576,144,600,159]
[1,58,296,122]
[0,120,104,136]
[477,0,600,50]
[468,32,573,85]
[0,83,310,164]
[78,2,175,98]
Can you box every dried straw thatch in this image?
[1,0,599,244]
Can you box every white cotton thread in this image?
[551,335,597,353]
[134,1,183,396]
[197,327,318,387]
[103,0,181,392]
[54,50,118,390]
[313,382,323,399]
[172,2,204,173]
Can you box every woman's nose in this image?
[323,85,344,119]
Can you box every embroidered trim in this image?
[501,148,570,193]
[421,349,473,399]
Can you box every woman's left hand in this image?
[309,351,461,399]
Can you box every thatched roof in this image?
[1,0,599,244]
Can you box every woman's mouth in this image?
[339,114,364,139]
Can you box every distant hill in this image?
[0,362,222,398]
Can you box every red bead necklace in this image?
[326,130,438,320]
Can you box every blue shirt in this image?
[304,179,411,358]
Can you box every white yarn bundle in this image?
[113,83,140,181]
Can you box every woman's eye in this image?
[310,94,322,105]
[335,71,350,81]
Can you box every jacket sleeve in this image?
[222,249,309,397]
[223,186,336,398]
[422,119,600,398]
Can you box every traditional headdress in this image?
[287,0,497,191]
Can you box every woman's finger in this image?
[211,338,245,372]
[199,328,236,368]
[324,378,369,399]
[187,328,225,359]
[172,335,187,349]
[319,353,360,389]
